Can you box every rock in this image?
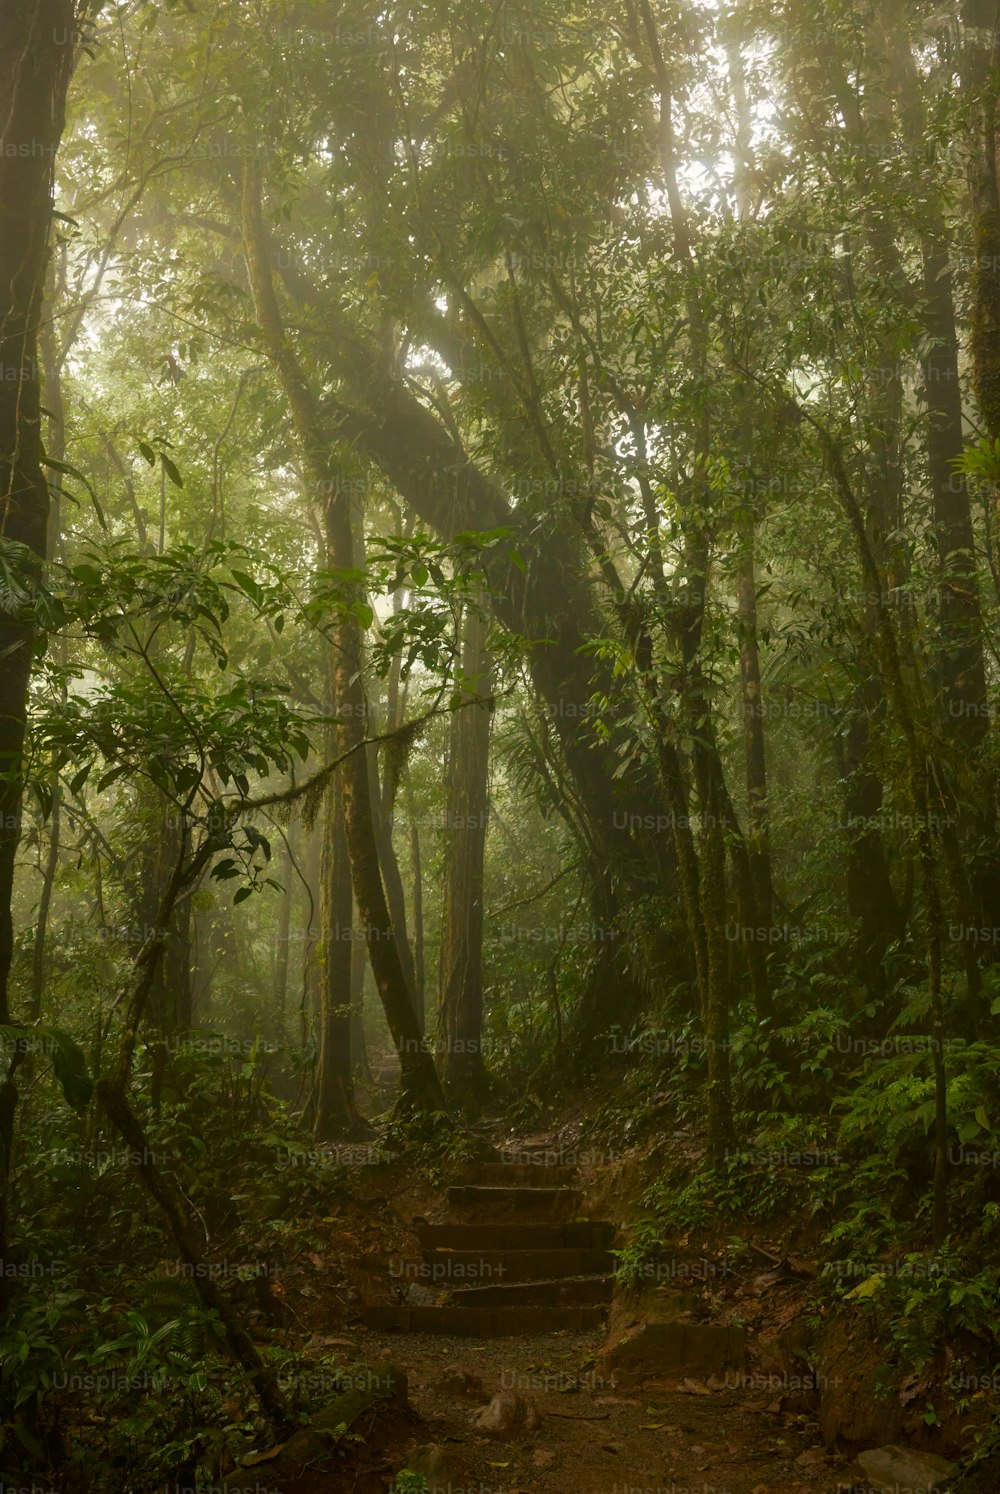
[599,1320,746,1386]
[855,1444,955,1492]
[473,1389,542,1437]
[405,1443,472,1492]
[436,1369,486,1400]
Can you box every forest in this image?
[2,0,1000,1490]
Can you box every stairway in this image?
[362,1151,617,1337]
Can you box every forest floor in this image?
[354,1320,858,1493]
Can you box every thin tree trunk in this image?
[28,302,70,1023]
[736,534,773,932]
[370,574,422,1028]
[29,775,60,1024]
[962,0,1000,445]
[406,768,426,1024]
[313,778,358,1137]
[438,604,493,1104]
[367,741,420,1028]
[301,816,322,1047]
[274,837,292,1019]
[727,20,776,942]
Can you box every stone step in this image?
[448,1274,614,1307]
[361,1303,607,1336]
[415,1221,616,1252]
[421,1245,615,1282]
[446,1184,583,1214]
[473,1162,578,1187]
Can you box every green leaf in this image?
[69,764,91,796]
[43,1026,94,1113]
[233,886,253,905]
[96,764,131,793]
[845,1273,885,1300]
[231,569,264,606]
[71,562,104,585]
[160,454,184,489]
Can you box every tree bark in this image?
[962,0,1000,445]
[29,774,60,1023]
[0,0,75,1024]
[406,768,426,1025]
[274,836,292,1019]
[736,531,774,934]
[349,913,371,1085]
[313,777,358,1137]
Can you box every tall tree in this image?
[0,0,77,1024]
[241,164,447,1115]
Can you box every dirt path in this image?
[356,1318,857,1492]
[302,1117,864,1491]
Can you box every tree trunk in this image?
[963,0,1000,446]
[406,768,426,1025]
[313,778,358,1137]
[367,741,420,1029]
[29,298,70,1024]
[300,817,322,1047]
[0,3,77,1265]
[438,604,493,1105]
[0,0,75,1025]
[29,774,60,1023]
[349,916,371,1085]
[132,793,192,1038]
[724,39,776,943]
[364,524,421,1027]
[274,836,292,1020]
